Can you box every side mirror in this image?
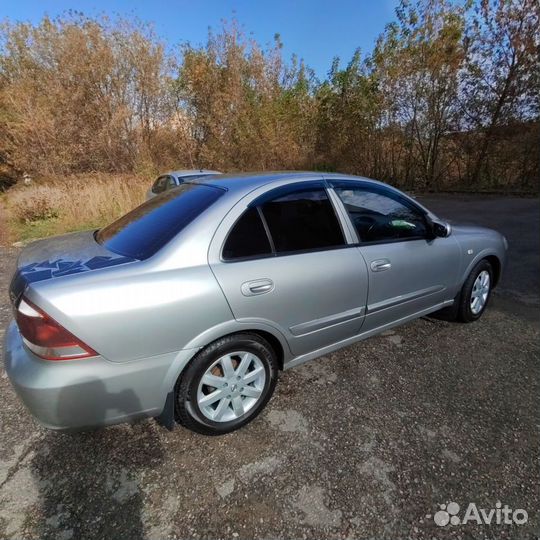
[426,216,452,238]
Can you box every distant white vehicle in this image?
[146,169,222,199]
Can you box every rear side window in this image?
[97,184,224,259]
[260,188,344,253]
[223,207,272,260]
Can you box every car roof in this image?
[189,171,386,195]
[188,171,432,215]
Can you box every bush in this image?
[5,174,149,240]
[9,187,61,223]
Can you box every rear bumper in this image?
[3,320,195,431]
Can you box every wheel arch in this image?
[240,329,285,370]
[193,329,286,371]
[181,320,291,371]
[460,250,502,291]
[157,324,289,426]
[484,254,501,287]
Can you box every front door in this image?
[329,180,461,331]
[210,183,369,356]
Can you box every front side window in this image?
[332,183,427,243]
[97,183,224,259]
[260,187,344,253]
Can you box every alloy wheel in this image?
[470,270,490,315]
[196,351,266,422]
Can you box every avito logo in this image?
[428,501,528,527]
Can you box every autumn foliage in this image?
[0,0,538,193]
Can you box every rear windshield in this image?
[96,183,224,259]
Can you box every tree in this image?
[177,22,316,171]
[0,14,187,175]
[314,51,382,177]
[460,0,540,186]
[370,0,467,189]
[0,7,537,191]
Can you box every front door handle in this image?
[370,259,392,272]
[241,279,274,297]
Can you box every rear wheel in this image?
[175,333,278,435]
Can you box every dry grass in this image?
[5,174,149,242]
[0,201,10,246]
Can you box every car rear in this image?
[3,230,162,429]
[3,182,229,430]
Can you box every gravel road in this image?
[0,194,538,540]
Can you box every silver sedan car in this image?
[146,169,222,199]
[4,172,507,435]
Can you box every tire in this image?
[456,259,493,323]
[175,333,278,435]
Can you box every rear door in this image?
[209,182,369,356]
[329,180,460,331]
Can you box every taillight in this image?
[16,297,97,361]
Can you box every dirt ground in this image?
[0,194,538,540]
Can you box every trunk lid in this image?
[9,230,136,306]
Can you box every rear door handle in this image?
[370,259,392,272]
[241,279,274,296]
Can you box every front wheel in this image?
[175,333,278,435]
[456,259,493,322]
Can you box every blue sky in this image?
[2,0,399,78]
